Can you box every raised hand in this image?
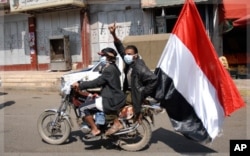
[108,22,118,35]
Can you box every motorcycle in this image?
[37,79,163,151]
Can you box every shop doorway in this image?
[223,27,248,79]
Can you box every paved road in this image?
[0,88,249,156]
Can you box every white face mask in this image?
[100,56,107,65]
[124,55,134,64]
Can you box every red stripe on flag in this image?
[172,0,245,116]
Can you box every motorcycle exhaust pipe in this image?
[113,123,140,135]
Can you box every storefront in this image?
[220,0,250,78]
[0,0,88,71]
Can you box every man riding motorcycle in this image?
[72,47,126,137]
[108,23,158,127]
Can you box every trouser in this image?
[125,91,132,105]
[79,97,103,117]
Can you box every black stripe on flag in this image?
[154,67,211,143]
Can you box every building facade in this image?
[0,0,89,71]
[0,0,222,71]
[87,0,153,63]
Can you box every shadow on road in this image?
[0,101,15,109]
[151,128,217,154]
[54,128,218,153]
[40,130,84,145]
[68,128,217,153]
[0,91,8,96]
[70,130,120,151]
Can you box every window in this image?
[154,7,181,33]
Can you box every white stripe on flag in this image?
[157,34,225,139]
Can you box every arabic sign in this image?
[9,0,85,12]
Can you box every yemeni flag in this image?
[154,0,245,143]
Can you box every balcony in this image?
[0,0,10,15]
[9,0,86,14]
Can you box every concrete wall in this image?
[88,0,154,63]
[36,10,82,64]
[0,14,30,66]
[0,10,82,69]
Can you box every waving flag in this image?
[154,0,245,143]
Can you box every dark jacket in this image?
[79,63,126,114]
[114,41,158,114]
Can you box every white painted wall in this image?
[88,0,153,63]
[36,10,82,64]
[0,14,30,66]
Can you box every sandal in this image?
[85,130,101,139]
[105,124,123,136]
[84,133,101,140]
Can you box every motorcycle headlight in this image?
[61,77,66,89]
[60,77,67,95]
[60,78,72,95]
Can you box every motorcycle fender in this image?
[44,109,57,113]
[44,109,73,127]
[63,115,74,127]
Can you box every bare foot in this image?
[91,129,101,136]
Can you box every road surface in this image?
[0,88,249,156]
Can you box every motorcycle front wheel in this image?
[119,119,152,151]
[37,111,71,145]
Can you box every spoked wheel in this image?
[118,119,152,151]
[37,111,71,145]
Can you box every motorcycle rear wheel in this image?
[37,111,71,145]
[119,119,152,151]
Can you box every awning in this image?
[141,0,209,8]
[233,14,250,27]
[221,0,250,27]
[222,0,250,19]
